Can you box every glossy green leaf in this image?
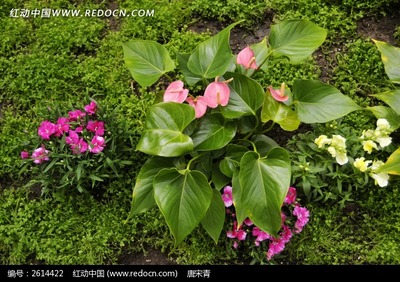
[373,39,400,84]
[201,189,226,243]
[293,80,360,123]
[261,90,300,131]
[239,148,291,236]
[368,106,400,130]
[176,52,203,86]
[122,40,175,87]
[187,22,238,78]
[371,89,400,115]
[269,20,327,63]
[154,168,212,245]
[376,148,400,175]
[220,144,249,178]
[131,157,176,215]
[137,102,195,157]
[191,113,236,151]
[194,152,212,179]
[220,73,265,119]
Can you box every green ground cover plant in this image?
[0,0,399,265]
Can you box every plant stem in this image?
[186,153,205,171]
[261,122,275,134]
[164,73,173,82]
[237,139,257,152]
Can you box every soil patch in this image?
[118,248,176,265]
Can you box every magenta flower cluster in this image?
[21,101,106,164]
[221,186,310,261]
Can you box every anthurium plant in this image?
[123,20,360,245]
[368,39,400,175]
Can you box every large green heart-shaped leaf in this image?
[293,80,360,123]
[187,22,238,79]
[131,157,176,215]
[376,148,400,175]
[220,72,265,119]
[176,52,203,86]
[372,89,400,115]
[261,90,300,131]
[269,20,327,63]
[191,113,237,151]
[137,102,195,157]
[239,148,291,236]
[154,168,212,245]
[122,40,175,87]
[373,39,400,84]
[368,106,400,130]
[201,189,226,243]
[220,144,249,178]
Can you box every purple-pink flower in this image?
[293,205,310,233]
[222,186,233,207]
[280,225,293,244]
[237,46,257,69]
[38,120,56,140]
[32,147,50,164]
[252,227,272,243]
[70,138,88,154]
[186,96,208,119]
[21,151,29,159]
[66,130,79,145]
[84,101,97,115]
[68,109,86,121]
[227,220,247,241]
[86,120,105,136]
[89,136,105,154]
[284,186,297,205]
[267,237,286,260]
[163,80,189,103]
[54,117,70,137]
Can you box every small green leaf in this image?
[137,102,195,157]
[269,20,327,63]
[232,169,247,226]
[76,164,82,181]
[261,91,300,131]
[251,38,270,71]
[212,163,231,191]
[122,40,175,87]
[201,189,226,243]
[192,113,237,151]
[154,168,212,245]
[220,144,249,178]
[106,157,119,176]
[373,39,400,84]
[293,80,360,123]
[371,89,400,116]
[252,134,279,157]
[43,159,57,174]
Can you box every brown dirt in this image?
[118,248,176,265]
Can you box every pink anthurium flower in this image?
[163,80,189,103]
[186,96,208,118]
[204,77,232,108]
[237,46,257,69]
[268,82,289,102]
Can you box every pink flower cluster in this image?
[163,78,232,119]
[222,185,310,261]
[21,101,106,164]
